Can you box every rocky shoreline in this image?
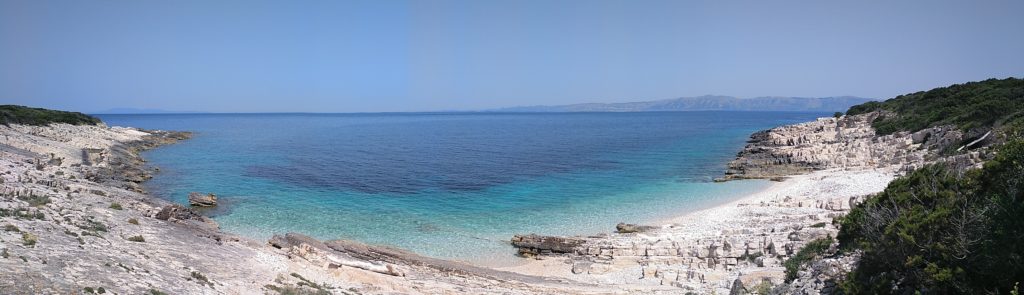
[0,123,607,294]
[718,112,989,182]
[0,111,991,294]
[501,169,893,294]
[500,112,993,294]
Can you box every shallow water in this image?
[98,111,823,266]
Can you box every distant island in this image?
[93,108,201,115]
[492,95,874,113]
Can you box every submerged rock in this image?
[615,222,656,233]
[188,192,217,207]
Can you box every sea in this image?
[96,111,825,266]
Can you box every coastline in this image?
[499,114,971,293]
[659,168,895,234]
[497,169,895,283]
[0,123,608,294]
[1,111,972,294]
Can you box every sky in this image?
[1,0,1023,113]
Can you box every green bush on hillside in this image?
[837,140,1024,294]
[784,237,833,282]
[0,105,101,126]
[845,78,1024,135]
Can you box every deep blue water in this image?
[97,112,824,265]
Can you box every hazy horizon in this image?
[87,94,873,114]
[3,0,1023,113]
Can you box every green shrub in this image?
[190,271,213,287]
[838,140,1024,294]
[845,78,1024,135]
[739,251,763,262]
[288,273,332,293]
[17,194,50,207]
[128,218,139,225]
[109,202,122,210]
[0,105,101,126]
[784,237,833,282]
[79,218,107,233]
[265,284,331,295]
[22,232,37,247]
[127,235,145,242]
[752,279,774,294]
[0,208,45,220]
[3,224,19,232]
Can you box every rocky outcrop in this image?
[270,233,404,276]
[511,234,586,256]
[154,204,204,221]
[774,252,860,295]
[188,192,217,207]
[718,112,988,181]
[616,222,657,233]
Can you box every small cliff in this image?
[718,112,991,182]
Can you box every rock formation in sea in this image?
[188,192,218,207]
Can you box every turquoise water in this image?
[97,112,823,265]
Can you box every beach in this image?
[0,112,966,294]
[499,113,981,293]
[498,168,895,292]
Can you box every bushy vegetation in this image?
[0,207,46,220]
[22,232,37,247]
[18,194,51,207]
[0,105,101,126]
[845,78,1024,135]
[784,237,833,282]
[190,271,213,287]
[837,140,1024,294]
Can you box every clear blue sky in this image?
[2,0,1022,113]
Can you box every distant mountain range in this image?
[92,108,201,114]
[491,95,875,113]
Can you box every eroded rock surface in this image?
[719,112,988,181]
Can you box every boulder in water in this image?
[188,192,217,207]
[616,222,656,233]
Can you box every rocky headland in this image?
[718,112,989,182]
